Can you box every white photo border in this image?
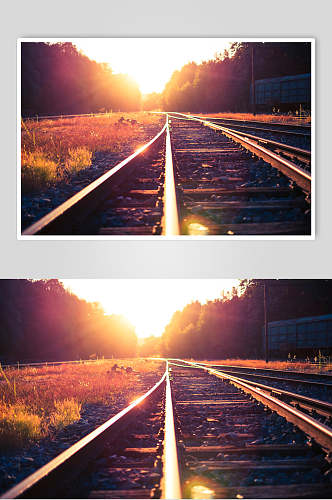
[17,37,315,241]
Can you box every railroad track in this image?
[2,361,332,499]
[183,114,311,150]
[198,363,332,394]
[22,114,311,236]
[169,113,311,170]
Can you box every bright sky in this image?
[61,279,239,339]
[74,38,231,94]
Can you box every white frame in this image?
[17,37,315,241]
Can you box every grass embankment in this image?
[21,112,163,193]
[0,359,162,448]
[195,112,311,126]
[200,358,331,374]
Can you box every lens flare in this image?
[191,484,215,499]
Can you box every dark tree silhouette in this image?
[162,42,311,112]
[21,42,141,116]
[0,280,137,362]
[161,280,332,359]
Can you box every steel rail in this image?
[22,121,167,236]
[200,367,331,390]
[167,362,332,413]
[175,113,311,133]
[1,369,167,499]
[173,360,332,451]
[207,371,332,414]
[238,378,332,414]
[208,127,311,159]
[168,113,310,162]
[190,117,311,137]
[204,363,332,382]
[170,113,311,193]
[161,362,182,499]
[162,115,180,235]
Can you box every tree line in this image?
[22,42,310,117]
[0,280,137,362]
[141,280,331,359]
[1,280,330,363]
[161,42,311,112]
[21,42,141,116]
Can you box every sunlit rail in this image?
[172,359,332,451]
[162,115,180,235]
[169,112,311,194]
[161,362,182,498]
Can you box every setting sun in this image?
[73,38,231,94]
[61,279,239,339]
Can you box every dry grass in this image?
[0,404,42,448]
[198,358,331,374]
[64,147,92,175]
[0,359,163,448]
[195,112,311,126]
[21,151,58,192]
[21,112,163,193]
[49,399,81,430]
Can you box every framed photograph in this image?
[0,278,331,498]
[18,38,314,239]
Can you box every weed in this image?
[65,147,92,174]
[21,150,59,192]
[50,399,81,430]
[0,360,163,447]
[196,112,311,126]
[0,365,16,398]
[0,404,42,447]
[21,113,163,193]
[200,358,331,374]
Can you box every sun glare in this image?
[74,38,231,94]
[61,279,239,339]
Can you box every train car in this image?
[253,73,311,112]
[266,313,332,358]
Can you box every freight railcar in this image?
[253,73,311,112]
[266,313,332,358]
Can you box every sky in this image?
[61,279,239,339]
[74,38,231,94]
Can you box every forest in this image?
[21,42,141,116]
[1,280,330,363]
[161,42,311,112]
[21,42,311,116]
[155,280,332,359]
[0,280,137,362]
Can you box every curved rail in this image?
[201,367,331,390]
[208,371,332,415]
[1,369,167,499]
[169,113,311,193]
[22,121,167,236]
[211,126,311,160]
[169,112,310,164]
[194,118,311,137]
[204,363,332,383]
[173,360,332,452]
[178,114,311,134]
[168,361,332,413]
